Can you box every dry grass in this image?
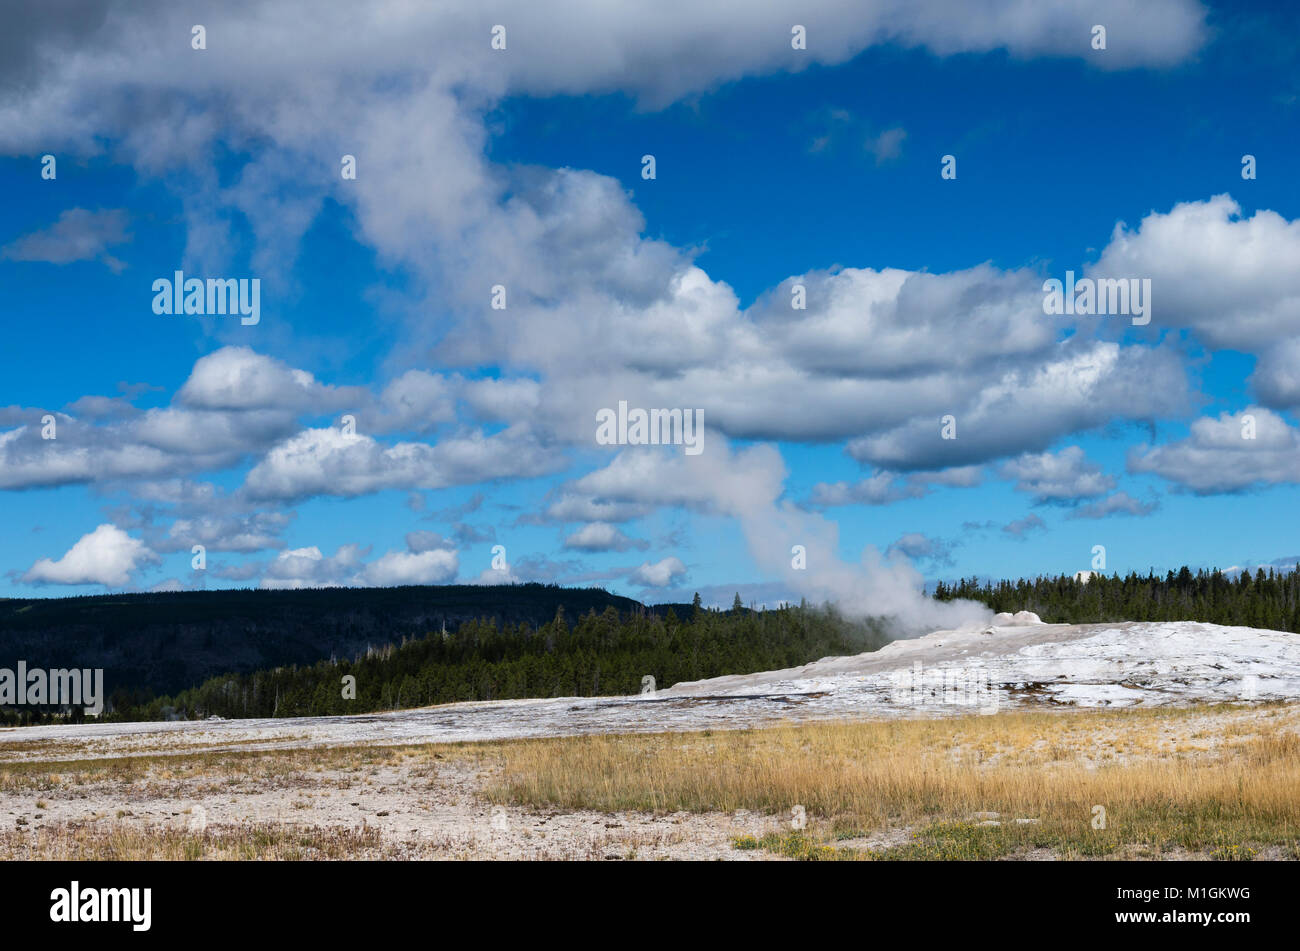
[0,822,413,860]
[0,741,459,795]
[4,703,1298,860]
[486,703,1300,859]
[0,734,312,764]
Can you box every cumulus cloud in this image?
[156,511,293,554]
[361,548,459,586]
[21,523,157,586]
[999,446,1115,503]
[242,424,564,502]
[176,346,361,414]
[1129,407,1300,493]
[377,371,458,433]
[0,417,178,490]
[1091,195,1300,353]
[260,544,368,590]
[563,522,649,552]
[0,353,343,491]
[254,528,461,589]
[462,377,543,424]
[847,342,1189,470]
[565,443,787,520]
[631,556,687,588]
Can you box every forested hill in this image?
[108,600,886,722]
[935,566,1300,631]
[0,584,684,698]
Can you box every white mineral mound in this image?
[991,610,1041,625]
[3,619,1297,757]
[659,617,1300,710]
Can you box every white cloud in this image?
[999,446,1115,502]
[1091,196,1300,352]
[253,528,461,589]
[563,522,649,552]
[1129,407,1300,493]
[462,377,542,424]
[361,548,459,586]
[565,443,787,520]
[631,556,687,587]
[848,342,1188,469]
[259,544,367,589]
[22,524,157,586]
[158,512,292,553]
[177,346,359,413]
[243,424,563,501]
[378,371,457,432]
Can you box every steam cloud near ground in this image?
[737,492,992,638]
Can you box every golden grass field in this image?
[2,702,1297,860]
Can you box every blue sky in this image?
[1,0,1299,616]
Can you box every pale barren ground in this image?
[2,702,1298,860]
[0,744,785,860]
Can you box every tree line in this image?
[934,566,1300,632]
[99,598,889,722]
